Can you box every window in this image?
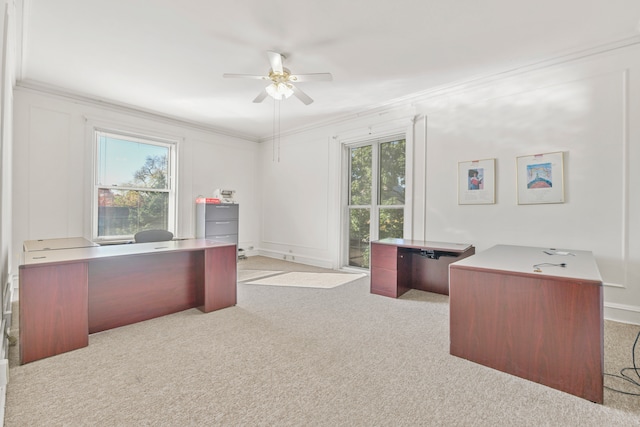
[347,137,405,268]
[94,130,176,241]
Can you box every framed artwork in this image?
[458,158,496,205]
[516,151,565,204]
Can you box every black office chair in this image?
[134,229,174,243]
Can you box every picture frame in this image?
[458,158,496,205]
[516,151,565,205]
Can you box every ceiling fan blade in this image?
[288,73,333,82]
[253,88,269,103]
[223,73,269,80]
[266,51,284,74]
[290,84,314,105]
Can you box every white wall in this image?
[413,45,640,324]
[10,38,640,325]
[256,112,415,269]
[1,0,14,294]
[257,134,335,267]
[258,41,640,324]
[0,0,16,420]
[11,88,261,279]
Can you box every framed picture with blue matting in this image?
[516,151,565,204]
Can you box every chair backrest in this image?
[134,229,174,243]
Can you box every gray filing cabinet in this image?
[195,202,239,246]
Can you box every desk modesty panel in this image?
[370,238,475,297]
[19,239,237,364]
[449,244,603,403]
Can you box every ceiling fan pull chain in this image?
[272,99,276,162]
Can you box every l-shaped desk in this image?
[370,238,475,297]
[449,244,603,403]
[19,238,237,364]
[372,240,604,403]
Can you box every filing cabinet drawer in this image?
[205,234,238,245]
[205,220,238,235]
[205,204,239,220]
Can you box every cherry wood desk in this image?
[19,238,237,364]
[370,238,475,298]
[449,244,603,403]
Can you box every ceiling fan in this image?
[223,51,332,105]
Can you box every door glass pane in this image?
[379,139,406,205]
[345,137,405,269]
[349,145,372,205]
[379,208,404,240]
[349,208,371,268]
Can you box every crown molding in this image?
[398,34,640,105]
[14,79,261,142]
[15,34,640,145]
[257,102,418,143]
[258,34,640,142]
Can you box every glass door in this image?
[346,138,405,268]
[348,144,372,268]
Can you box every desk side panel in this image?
[449,266,603,403]
[88,251,202,333]
[200,245,237,312]
[20,263,89,364]
[370,267,400,298]
[371,243,408,298]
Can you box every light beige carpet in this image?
[6,256,640,426]
[246,271,367,289]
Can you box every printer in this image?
[213,189,236,204]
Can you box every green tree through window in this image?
[95,131,175,240]
[348,138,405,268]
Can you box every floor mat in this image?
[245,271,366,289]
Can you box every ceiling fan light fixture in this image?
[266,82,294,100]
[224,51,331,104]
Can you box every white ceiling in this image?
[17,0,640,141]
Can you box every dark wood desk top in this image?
[373,238,474,253]
[20,239,235,268]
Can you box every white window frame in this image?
[343,134,406,268]
[92,129,178,242]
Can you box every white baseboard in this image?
[0,383,5,427]
[0,278,12,427]
[604,302,640,325]
[254,249,334,270]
